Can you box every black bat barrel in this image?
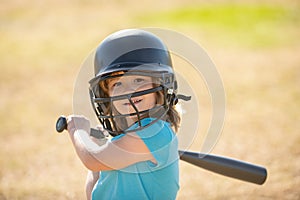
[178,150,267,185]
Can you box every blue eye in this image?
[112,82,122,87]
[134,78,145,84]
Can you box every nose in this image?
[111,83,136,96]
[125,81,148,93]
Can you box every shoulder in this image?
[133,118,177,153]
[135,118,174,139]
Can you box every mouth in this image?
[124,99,142,106]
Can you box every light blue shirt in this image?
[92,118,179,200]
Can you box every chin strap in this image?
[177,94,192,101]
[167,88,191,106]
[170,93,191,106]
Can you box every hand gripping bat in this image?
[56,116,267,185]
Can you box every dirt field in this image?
[1,0,299,199]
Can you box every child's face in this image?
[108,75,156,117]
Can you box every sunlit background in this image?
[1,0,299,199]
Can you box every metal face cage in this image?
[89,70,177,136]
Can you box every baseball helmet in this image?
[89,29,181,136]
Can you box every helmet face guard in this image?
[89,68,177,136]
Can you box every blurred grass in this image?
[137,3,300,48]
[1,0,300,199]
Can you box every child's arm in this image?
[85,134,103,200]
[67,115,155,171]
[85,170,99,200]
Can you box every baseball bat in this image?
[178,150,267,185]
[56,116,267,185]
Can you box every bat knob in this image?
[56,116,67,133]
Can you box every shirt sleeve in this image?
[135,118,179,169]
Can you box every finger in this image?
[96,125,109,137]
[66,115,78,133]
[96,125,104,131]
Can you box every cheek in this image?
[112,100,126,114]
[145,93,157,107]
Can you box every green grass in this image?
[137,3,300,48]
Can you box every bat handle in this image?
[56,116,68,132]
[55,115,106,139]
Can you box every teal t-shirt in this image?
[91,118,179,200]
